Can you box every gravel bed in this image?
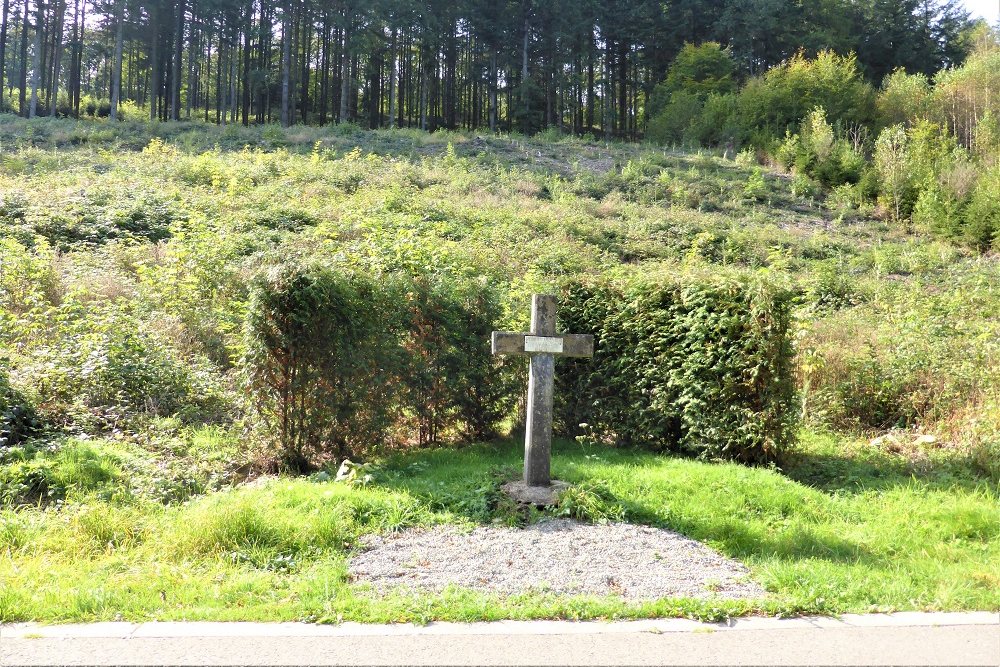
[348,519,766,601]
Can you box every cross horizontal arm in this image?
[491,332,594,357]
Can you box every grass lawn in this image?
[1,431,997,624]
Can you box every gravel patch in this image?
[349,519,766,601]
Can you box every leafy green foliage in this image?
[242,263,511,470]
[647,43,738,146]
[0,114,996,532]
[0,363,38,449]
[242,263,403,470]
[401,277,516,444]
[736,51,876,142]
[775,108,866,188]
[877,69,932,128]
[557,270,797,463]
[24,304,225,428]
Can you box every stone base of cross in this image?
[492,294,594,505]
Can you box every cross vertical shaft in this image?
[525,294,556,486]
[491,293,593,498]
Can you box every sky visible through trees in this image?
[0,1,985,135]
[962,0,999,24]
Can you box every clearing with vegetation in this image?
[1,114,997,622]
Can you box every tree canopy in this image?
[0,0,980,135]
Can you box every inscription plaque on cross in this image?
[492,294,594,494]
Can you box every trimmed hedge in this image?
[241,263,513,470]
[556,270,797,463]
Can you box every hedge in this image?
[241,262,513,470]
[556,270,797,463]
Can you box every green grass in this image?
[1,432,996,623]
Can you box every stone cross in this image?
[492,294,594,490]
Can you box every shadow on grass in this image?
[365,438,887,568]
[607,493,881,566]
[779,448,992,495]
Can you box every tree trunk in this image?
[18,0,29,115]
[109,0,124,120]
[299,9,310,124]
[521,17,529,123]
[419,48,427,130]
[0,0,10,111]
[484,49,493,132]
[72,0,83,116]
[280,3,290,126]
[318,12,328,125]
[186,4,197,119]
[171,0,184,120]
[603,40,612,140]
[617,41,627,137]
[586,30,594,131]
[47,0,64,116]
[388,28,396,128]
[149,5,159,121]
[241,12,251,125]
[28,0,43,118]
[228,35,236,123]
[339,25,349,123]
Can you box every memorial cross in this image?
[492,294,594,488]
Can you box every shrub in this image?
[963,166,1000,251]
[400,277,515,444]
[647,44,738,146]
[877,69,931,128]
[24,305,223,427]
[689,93,741,146]
[556,269,797,463]
[652,43,736,110]
[1,363,38,449]
[874,124,911,220]
[646,91,703,146]
[242,263,402,471]
[241,263,510,470]
[744,168,768,201]
[913,181,965,239]
[775,108,866,188]
[736,51,876,142]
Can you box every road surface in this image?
[2,612,997,666]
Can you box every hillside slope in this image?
[0,115,997,477]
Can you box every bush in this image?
[646,91,704,146]
[241,263,510,470]
[877,69,931,128]
[556,269,797,463]
[651,43,736,113]
[647,43,738,146]
[1,363,38,449]
[963,166,1000,251]
[775,108,866,188]
[737,51,876,143]
[25,305,223,427]
[242,263,401,471]
[913,181,965,239]
[401,277,515,444]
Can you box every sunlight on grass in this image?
[1,432,996,623]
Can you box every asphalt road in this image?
[2,613,997,666]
